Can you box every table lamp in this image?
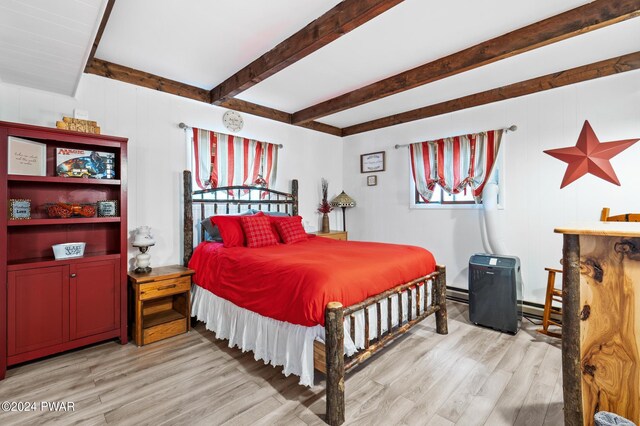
[330,191,356,232]
[133,226,156,273]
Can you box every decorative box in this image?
[56,148,115,179]
[46,203,96,218]
[52,242,86,260]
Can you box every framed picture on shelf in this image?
[367,175,378,186]
[9,199,31,220]
[360,151,385,173]
[97,200,119,217]
[7,137,46,176]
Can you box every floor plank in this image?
[0,302,563,425]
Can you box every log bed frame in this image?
[182,171,448,425]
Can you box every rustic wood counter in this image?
[555,223,640,425]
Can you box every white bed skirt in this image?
[191,282,432,387]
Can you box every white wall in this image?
[0,74,343,268]
[3,70,639,304]
[343,70,640,304]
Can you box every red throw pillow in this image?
[268,215,302,242]
[240,215,279,248]
[274,217,308,244]
[213,212,263,247]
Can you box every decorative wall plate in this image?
[223,110,243,132]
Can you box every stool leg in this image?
[541,271,555,333]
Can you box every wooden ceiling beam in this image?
[209,0,405,105]
[218,99,343,136]
[84,0,116,72]
[293,0,640,124]
[341,51,640,136]
[84,59,342,137]
[86,59,211,102]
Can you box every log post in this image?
[435,265,448,335]
[291,179,299,216]
[325,301,345,426]
[562,234,583,426]
[183,170,193,267]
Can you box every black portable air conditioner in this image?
[469,254,522,334]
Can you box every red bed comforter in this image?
[189,237,436,326]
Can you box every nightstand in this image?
[312,230,348,241]
[128,265,194,346]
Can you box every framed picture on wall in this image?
[367,175,377,186]
[360,151,385,173]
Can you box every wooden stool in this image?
[601,207,640,222]
[538,267,563,338]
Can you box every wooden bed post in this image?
[291,179,299,216]
[183,170,193,267]
[325,301,345,426]
[435,265,448,335]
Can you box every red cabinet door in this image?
[7,266,69,356]
[69,259,120,340]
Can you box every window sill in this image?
[410,203,504,210]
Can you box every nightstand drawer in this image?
[143,318,187,345]
[139,277,191,300]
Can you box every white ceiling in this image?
[2,0,639,133]
[237,0,592,112]
[320,17,640,128]
[96,0,342,89]
[0,0,106,96]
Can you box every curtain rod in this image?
[393,125,517,149]
[178,122,284,149]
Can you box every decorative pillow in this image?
[213,212,260,247]
[274,216,308,244]
[206,210,256,245]
[268,215,301,242]
[240,215,279,248]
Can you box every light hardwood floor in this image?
[0,302,563,425]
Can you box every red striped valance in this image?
[191,128,279,191]
[410,129,503,203]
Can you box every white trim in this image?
[410,201,483,210]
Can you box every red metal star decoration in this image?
[544,120,639,188]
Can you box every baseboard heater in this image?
[447,288,550,321]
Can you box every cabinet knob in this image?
[70,273,77,278]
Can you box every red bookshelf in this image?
[8,217,121,226]
[0,121,128,379]
[8,175,121,185]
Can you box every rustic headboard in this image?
[182,170,298,266]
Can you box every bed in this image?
[182,171,447,425]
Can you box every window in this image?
[414,186,476,205]
[410,145,505,209]
[408,129,504,208]
[189,127,279,192]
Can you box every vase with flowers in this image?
[318,178,333,233]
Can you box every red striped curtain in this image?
[191,128,279,191]
[410,129,503,203]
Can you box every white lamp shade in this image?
[132,226,156,247]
